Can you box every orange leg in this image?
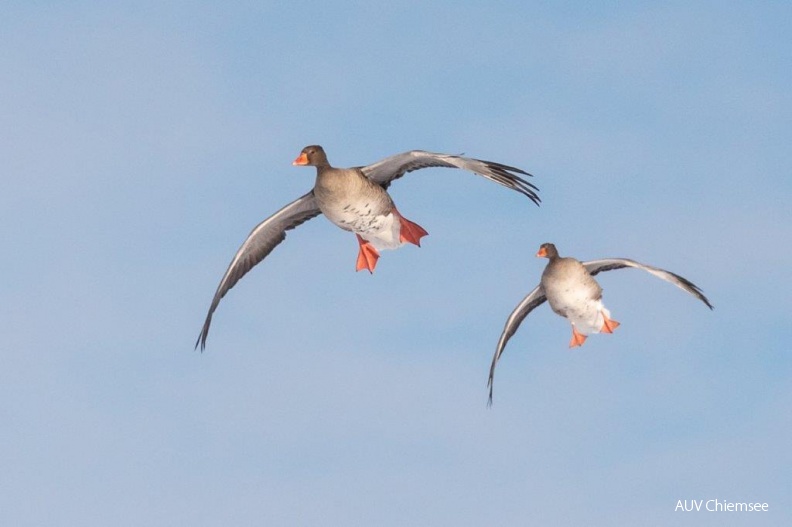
[569,326,588,348]
[600,313,620,334]
[393,207,428,247]
[355,234,380,273]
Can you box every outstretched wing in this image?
[582,258,713,310]
[359,150,541,205]
[195,191,321,350]
[487,257,712,404]
[487,285,547,405]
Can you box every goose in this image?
[487,242,713,403]
[196,145,539,350]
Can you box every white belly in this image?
[549,295,611,335]
[543,276,610,335]
[324,207,402,251]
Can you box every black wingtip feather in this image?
[195,316,210,352]
[483,164,541,206]
[487,378,495,407]
[672,272,714,310]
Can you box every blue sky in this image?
[1,1,790,525]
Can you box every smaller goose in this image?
[487,243,713,403]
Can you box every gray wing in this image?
[359,150,540,205]
[583,258,713,309]
[195,191,321,350]
[487,285,547,405]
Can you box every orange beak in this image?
[536,247,547,258]
[292,152,309,166]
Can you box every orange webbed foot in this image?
[355,234,380,273]
[393,207,428,247]
[569,327,587,348]
[601,314,620,334]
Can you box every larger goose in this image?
[196,145,539,350]
[487,243,713,403]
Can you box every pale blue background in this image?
[1,1,790,526]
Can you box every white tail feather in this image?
[361,213,403,251]
[592,306,612,334]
